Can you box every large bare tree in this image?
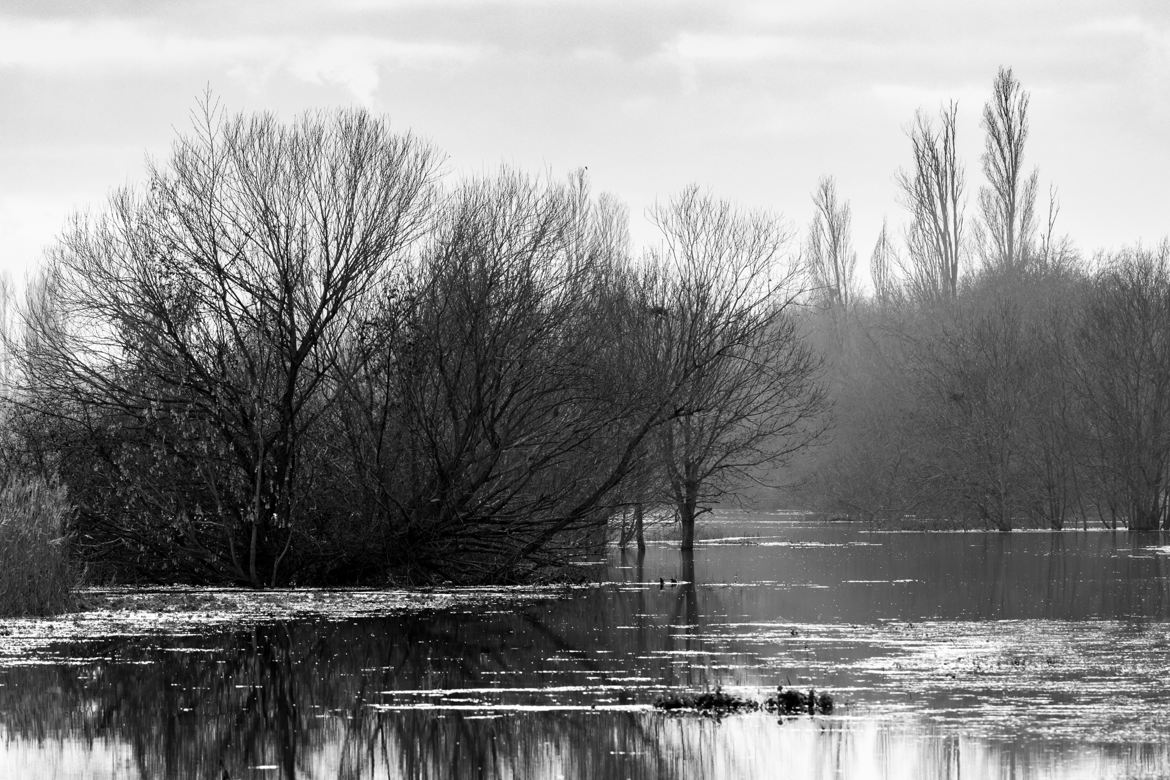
[329,170,668,581]
[19,102,440,585]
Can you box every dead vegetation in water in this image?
[654,685,835,718]
[654,687,760,716]
[764,686,835,715]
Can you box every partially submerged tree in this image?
[1076,243,1170,530]
[898,103,966,300]
[646,187,826,550]
[925,278,1044,531]
[328,170,670,582]
[18,103,441,585]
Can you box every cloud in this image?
[1068,14,1164,38]
[0,16,485,104]
[668,32,811,64]
[285,38,486,105]
[0,18,268,71]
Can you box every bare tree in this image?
[647,187,826,550]
[931,287,1039,531]
[870,218,896,302]
[18,101,440,585]
[1036,184,1077,271]
[805,176,857,309]
[977,66,1039,271]
[1076,243,1170,530]
[329,170,683,581]
[898,103,965,299]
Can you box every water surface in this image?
[3,516,1170,779]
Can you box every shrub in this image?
[0,477,78,616]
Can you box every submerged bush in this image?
[0,477,78,616]
[654,687,760,716]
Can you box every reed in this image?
[0,477,78,616]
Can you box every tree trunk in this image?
[679,480,699,552]
[1131,498,1162,531]
[634,502,646,552]
[676,549,698,627]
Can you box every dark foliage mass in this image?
[1,101,821,588]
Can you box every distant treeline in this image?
[0,100,821,587]
[791,243,1170,532]
[787,67,1170,532]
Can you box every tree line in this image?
[791,67,1170,532]
[0,100,823,587]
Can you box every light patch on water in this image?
[861,527,1119,534]
[380,684,640,695]
[0,585,576,666]
[696,582,832,590]
[694,538,880,548]
[366,702,651,713]
[759,541,880,548]
[700,617,1170,744]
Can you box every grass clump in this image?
[0,477,78,616]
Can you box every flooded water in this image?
[3,516,1170,779]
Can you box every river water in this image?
[3,515,1170,779]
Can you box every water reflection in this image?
[1,520,1170,778]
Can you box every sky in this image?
[1,0,1168,286]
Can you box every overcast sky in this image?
[2,0,1167,285]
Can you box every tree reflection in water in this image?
[0,599,682,778]
[4,522,1170,778]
